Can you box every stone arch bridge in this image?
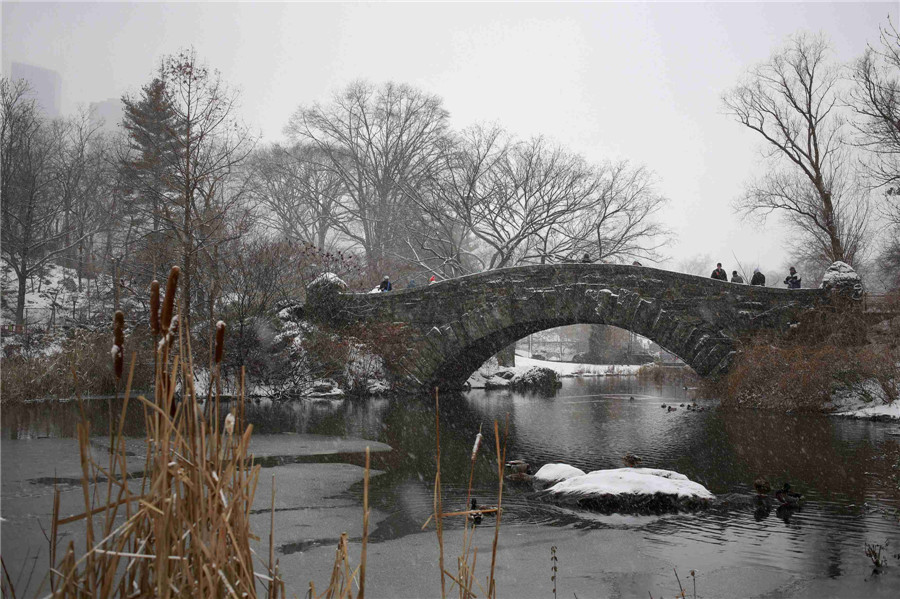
[303,264,838,392]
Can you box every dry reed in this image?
[422,389,507,599]
[37,265,285,598]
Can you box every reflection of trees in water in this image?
[2,398,146,439]
[720,410,899,504]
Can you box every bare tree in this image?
[286,81,450,269]
[724,33,869,266]
[849,18,900,288]
[1,79,99,324]
[250,143,343,250]
[407,125,667,274]
[850,18,900,197]
[528,161,668,264]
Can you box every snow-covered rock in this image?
[534,463,586,486]
[309,272,349,290]
[820,261,863,299]
[306,379,345,398]
[509,366,561,390]
[544,467,714,514]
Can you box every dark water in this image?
[3,378,900,585]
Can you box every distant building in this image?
[11,62,62,117]
[89,98,123,133]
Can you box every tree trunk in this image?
[15,268,27,326]
[496,343,516,368]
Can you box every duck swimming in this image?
[775,483,803,505]
[469,498,483,525]
[623,453,643,467]
[504,460,533,482]
[505,459,529,473]
[753,476,771,497]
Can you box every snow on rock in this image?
[544,467,714,514]
[820,261,863,297]
[509,366,561,390]
[307,379,346,399]
[534,463,586,486]
[308,272,348,290]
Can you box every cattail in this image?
[471,432,483,462]
[112,310,125,379]
[149,280,160,335]
[224,412,235,435]
[160,266,180,334]
[214,320,226,364]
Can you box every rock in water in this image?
[544,467,714,514]
[820,261,863,300]
[534,463,586,488]
[509,367,562,391]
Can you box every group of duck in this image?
[660,402,706,413]
[754,476,803,506]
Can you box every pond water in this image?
[3,377,900,597]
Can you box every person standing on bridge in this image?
[731,270,745,284]
[711,263,728,281]
[751,267,766,286]
[784,267,802,289]
[379,276,392,292]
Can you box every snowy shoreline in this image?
[467,354,644,389]
[827,378,900,421]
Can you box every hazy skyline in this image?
[3,1,895,274]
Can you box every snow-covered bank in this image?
[828,379,900,420]
[467,355,642,389]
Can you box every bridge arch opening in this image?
[428,317,714,392]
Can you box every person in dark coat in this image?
[581,253,592,263]
[750,268,766,286]
[784,267,801,289]
[378,276,392,292]
[731,270,745,284]
[711,263,728,281]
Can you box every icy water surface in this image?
[3,378,900,597]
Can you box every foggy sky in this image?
[3,1,896,274]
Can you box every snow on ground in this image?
[517,355,642,376]
[468,354,642,389]
[829,378,900,420]
[1,264,108,325]
[546,467,714,500]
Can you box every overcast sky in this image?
[3,1,896,275]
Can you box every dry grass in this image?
[0,328,156,404]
